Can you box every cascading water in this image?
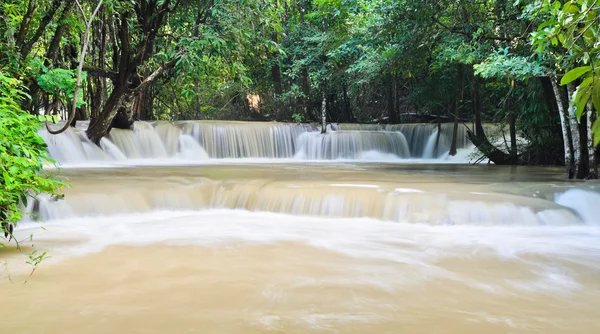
[7,121,600,334]
[40,120,476,164]
[294,131,411,160]
[11,120,600,334]
[35,174,583,226]
[181,121,313,158]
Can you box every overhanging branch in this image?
[431,16,523,42]
[132,51,185,93]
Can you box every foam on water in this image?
[14,209,600,292]
[555,188,600,224]
[40,120,481,165]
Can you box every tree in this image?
[528,0,600,178]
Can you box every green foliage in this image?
[0,72,65,246]
[475,51,546,81]
[291,113,304,123]
[561,66,592,86]
[1,0,597,159]
[38,69,87,107]
[529,0,600,145]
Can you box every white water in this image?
[40,121,478,165]
[11,121,600,333]
[16,207,600,265]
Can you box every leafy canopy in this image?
[0,71,65,246]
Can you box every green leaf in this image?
[561,66,592,85]
[592,83,600,113]
[575,84,591,120]
[593,118,600,146]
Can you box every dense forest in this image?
[0,0,599,179]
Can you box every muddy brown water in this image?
[1,163,599,333]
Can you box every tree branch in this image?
[47,0,104,135]
[21,0,63,59]
[132,53,183,93]
[430,16,522,42]
[15,0,37,47]
[83,66,118,80]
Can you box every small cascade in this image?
[108,122,168,159]
[99,138,127,160]
[35,177,584,226]
[295,131,411,160]
[154,122,182,156]
[40,127,110,163]
[336,123,470,157]
[181,121,312,158]
[177,134,210,160]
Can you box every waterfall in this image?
[34,175,583,226]
[40,120,477,164]
[336,123,469,157]
[181,121,312,158]
[295,131,411,160]
[108,122,168,159]
[177,134,210,160]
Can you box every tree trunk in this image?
[434,116,441,157]
[20,0,63,60]
[85,1,178,144]
[15,0,37,47]
[87,88,126,144]
[320,16,327,133]
[320,91,327,133]
[468,71,514,164]
[508,110,517,164]
[111,93,135,129]
[540,77,558,116]
[46,0,103,136]
[567,83,582,178]
[586,101,598,179]
[342,81,354,122]
[473,74,483,136]
[386,76,397,124]
[550,77,574,178]
[449,64,463,156]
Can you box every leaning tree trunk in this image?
[86,88,127,144]
[586,101,598,179]
[508,110,517,164]
[467,70,514,164]
[551,77,574,178]
[111,93,136,129]
[567,84,583,178]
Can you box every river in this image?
[1,121,599,333]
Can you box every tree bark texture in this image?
[320,91,327,133]
[85,0,183,144]
[567,83,582,178]
[550,77,574,178]
[586,101,598,179]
